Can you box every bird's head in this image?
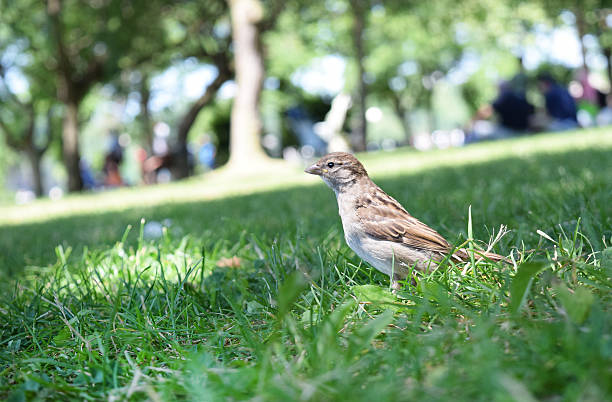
[305,152,369,192]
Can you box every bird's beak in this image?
[305,164,322,175]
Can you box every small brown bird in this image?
[305,152,505,290]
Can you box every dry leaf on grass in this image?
[216,256,242,268]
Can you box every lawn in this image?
[1,129,611,400]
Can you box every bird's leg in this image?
[390,274,402,294]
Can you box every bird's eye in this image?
[327,162,335,168]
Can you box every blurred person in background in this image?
[467,80,534,142]
[575,68,598,105]
[536,72,578,131]
[198,135,216,170]
[491,80,534,133]
[571,68,606,127]
[103,134,125,187]
[596,93,612,126]
[80,160,97,190]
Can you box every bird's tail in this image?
[453,248,509,264]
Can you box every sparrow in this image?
[305,152,505,290]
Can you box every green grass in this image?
[1,128,612,400]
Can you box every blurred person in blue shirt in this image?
[198,136,216,170]
[537,73,578,131]
[466,80,534,143]
[492,81,534,132]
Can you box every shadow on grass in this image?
[1,147,610,274]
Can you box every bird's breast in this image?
[335,198,364,248]
[338,205,390,273]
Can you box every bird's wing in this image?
[355,188,451,255]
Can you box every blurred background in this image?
[1,0,610,204]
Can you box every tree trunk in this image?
[423,89,436,133]
[391,93,412,145]
[604,46,612,90]
[0,103,52,198]
[575,8,588,71]
[26,149,44,197]
[175,67,230,178]
[227,0,269,169]
[349,0,368,152]
[63,101,83,192]
[140,75,154,153]
[428,109,436,134]
[48,0,84,192]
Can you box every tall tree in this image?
[348,0,368,151]
[105,0,235,179]
[0,24,59,197]
[139,74,154,153]
[2,0,175,191]
[227,0,268,168]
[175,59,231,177]
[171,0,234,178]
[225,0,284,168]
[263,0,374,151]
[365,1,465,140]
[0,82,56,197]
[46,0,175,191]
[46,0,97,191]
[539,0,612,83]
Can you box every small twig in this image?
[51,295,91,352]
[126,368,143,398]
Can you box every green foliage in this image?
[0,145,17,201]
[555,283,594,324]
[191,99,232,165]
[352,284,409,312]
[509,262,549,314]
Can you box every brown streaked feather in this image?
[355,185,452,256]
